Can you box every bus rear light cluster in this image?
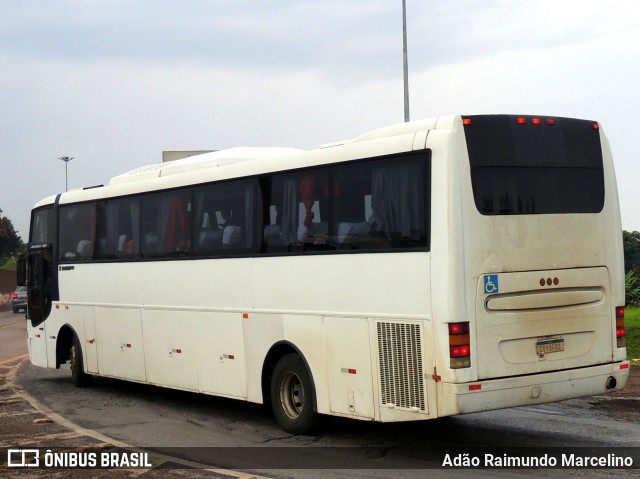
[516,117,556,125]
[449,322,471,369]
[616,306,625,348]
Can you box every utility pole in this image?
[58,156,74,192]
[402,0,410,123]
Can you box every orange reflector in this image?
[242,313,249,319]
[469,384,482,391]
[463,118,472,125]
[449,334,470,346]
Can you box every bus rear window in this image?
[463,115,605,215]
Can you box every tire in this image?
[70,335,91,387]
[270,353,319,435]
[12,307,19,314]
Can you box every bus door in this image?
[22,243,54,367]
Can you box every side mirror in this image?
[16,255,26,286]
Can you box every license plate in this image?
[536,337,565,355]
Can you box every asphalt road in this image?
[1,310,639,478]
[0,309,27,362]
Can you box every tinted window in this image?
[30,207,53,243]
[141,191,192,258]
[262,152,430,252]
[98,197,140,259]
[193,180,258,255]
[464,115,605,215]
[54,152,430,262]
[58,203,96,261]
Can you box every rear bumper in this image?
[12,299,27,310]
[437,361,630,417]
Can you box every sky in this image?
[1,0,639,240]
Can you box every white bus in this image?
[18,114,630,434]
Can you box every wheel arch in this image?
[55,323,79,369]
[261,340,318,411]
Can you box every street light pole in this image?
[402,0,410,123]
[58,156,74,192]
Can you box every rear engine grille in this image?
[377,321,425,411]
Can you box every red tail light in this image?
[449,322,471,369]
[12,292,18,299]
[616,306,625,347]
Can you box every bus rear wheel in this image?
[70,335,91,387]
[270,353,319,435]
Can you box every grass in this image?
[0,258,16,271]
[626,306,640,363]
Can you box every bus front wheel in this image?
[270,353,319,435]
[70,335,91,387]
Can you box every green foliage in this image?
[0,258,17,271]
[625,307,640,361]
[623,230,640,274]
[626,271,640,307]
[0,208,24,266]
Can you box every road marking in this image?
[0,319,25,330]
[3,356,271,478]
[516,406,564,416]
[0,353,28,367]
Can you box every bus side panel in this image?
[325,317,375,419]
[83,307,98,374]
[242,313,285,404]
[95,307,146,382]
[142,309,200,392]
[27,320,49,368]
[196,311,247,399]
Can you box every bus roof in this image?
[109,147,304,186]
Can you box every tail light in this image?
[449,322,471,369]
[12,292,18,300]
[616,306,625,348]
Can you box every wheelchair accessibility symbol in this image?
[484,275,499,295]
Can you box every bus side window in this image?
[100,198,140,259]
[194,180,256,256]
[141,192,192,258]
[332,164,375,249]
[58,203,97,261]
[265,172,329,252]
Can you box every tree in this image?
[623,230,640,274]
[0,208,24,266]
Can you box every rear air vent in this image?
[377,321,425,411]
